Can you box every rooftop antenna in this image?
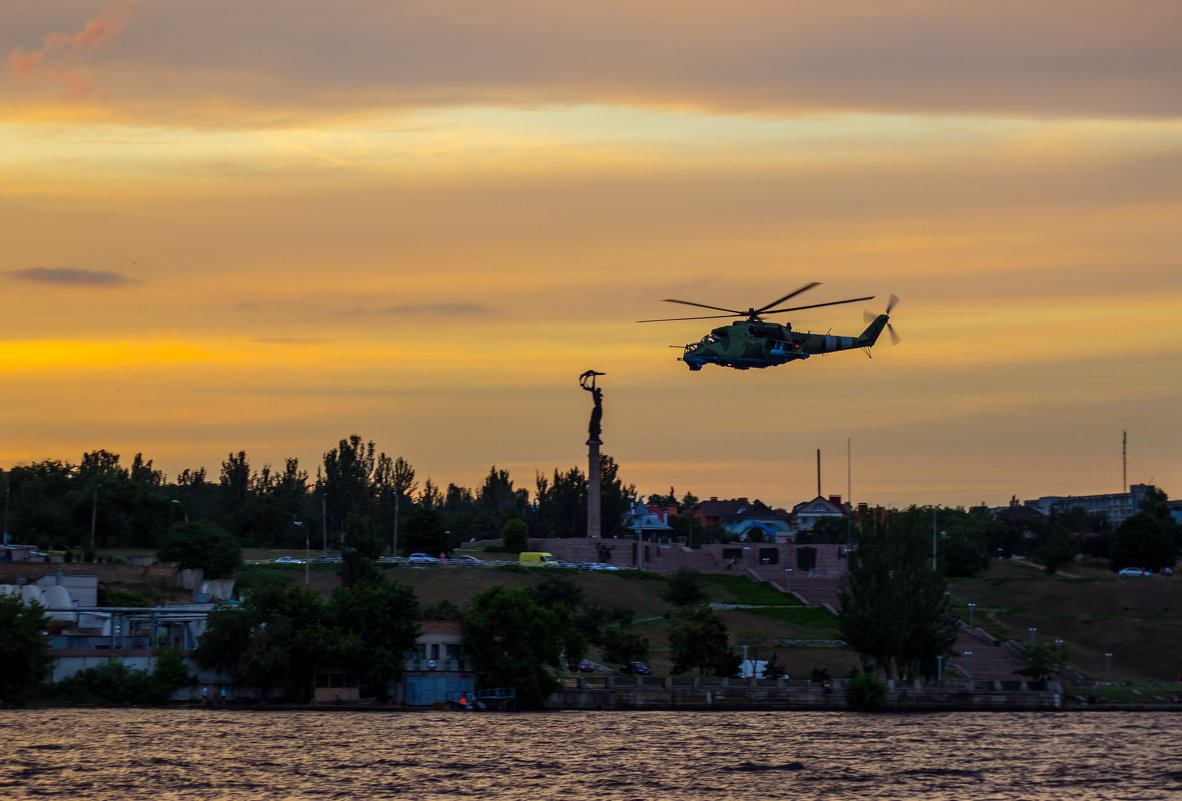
[816,448,821,498]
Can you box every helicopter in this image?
[638,282,899,371]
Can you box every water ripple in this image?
[2,709,1181,800]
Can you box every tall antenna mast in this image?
[816,448,821,498]
[1122,430,1127,493]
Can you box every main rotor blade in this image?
[761,295,876,315]
[637,312,744,323]
[754,282,821,314]
[659,298,745,315]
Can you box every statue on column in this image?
[579,370,604,442]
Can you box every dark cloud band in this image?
[6,267,136,287]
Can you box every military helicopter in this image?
[638,282,899,371]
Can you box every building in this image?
[622,501,675,541]
[1017,484,1154,528]
[790,495,849,538]
[687,497,793,543]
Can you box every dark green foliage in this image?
[98,588,151,607]
[530,574,584,609]
[400,506,452,557]
[761,653,786,679]
[422,599,464,621]
[327,578,420,698]
[599,627,651,665]
[0,595,51,705]
[54,648,191,705]
[1109,511,1179,573]
[1034,534,1075,575]
[667,514,728,547]
[150,647,193,699]
[195,575,420,702]
[663,568,709,606]
[468,467,531,540]
[838,508,959,680]
[462,584,583,709]
[1015,642,1070,681]
[938,525,990,578]
[531,455,635,538]
[845,672,887,711]
[501,518,529,554]
[195,584,334,701]
[157,520,242,579]
[338,547,382,588]
[668,603,731,676]
[796,516,850,545]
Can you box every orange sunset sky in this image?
[2,1,1180,510]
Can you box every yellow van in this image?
[519,552,559,566]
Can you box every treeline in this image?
[1,434,636,557]
[799,490,1179,576]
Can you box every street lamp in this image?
[1028,627,1037,649]
[964,650,973,680]
[1105,652,1113,682]
[171,499,189,523]
[967,602,976,627]
[784,568,792,593]
[295,522,309,585]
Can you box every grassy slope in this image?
[949,558,1182,682]
[111,548,1182,682]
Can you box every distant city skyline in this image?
[3,3,1179,510]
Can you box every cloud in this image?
[380,303,489,315]
[8,4,134,99]
[6,267,136,287]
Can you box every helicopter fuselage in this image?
[681,316,889,371]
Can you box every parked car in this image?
[407,553,436,565]
[274,556,303,564]
[568,660,595,673]
[1118,567,1147,577]
[450,555,483,566]
[619,662,653,675]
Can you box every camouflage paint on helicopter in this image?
[639,283,899,371]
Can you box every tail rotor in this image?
[864,294,901,345]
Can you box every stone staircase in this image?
[948,626,1029,681]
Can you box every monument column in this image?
[579,371,604,539]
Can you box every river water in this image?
[3,708,1180,800]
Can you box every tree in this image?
[668,604,731,676]
[845,672,887,711]
[501,518,529,554]
[662,568,709,607]
[837,508,959,680]
[1109,512,1178,573]
[599,628,650,665]
[157,520,242,579]
[533,467,585,538]
[400,506,453,557]
[194,583,336,701]
[463,584,580,709]
[0,595,51,704]
[1015,642,1070,682]
[797,516,849,545]
[328,578,420,699]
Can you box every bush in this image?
[845,672,887,712]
